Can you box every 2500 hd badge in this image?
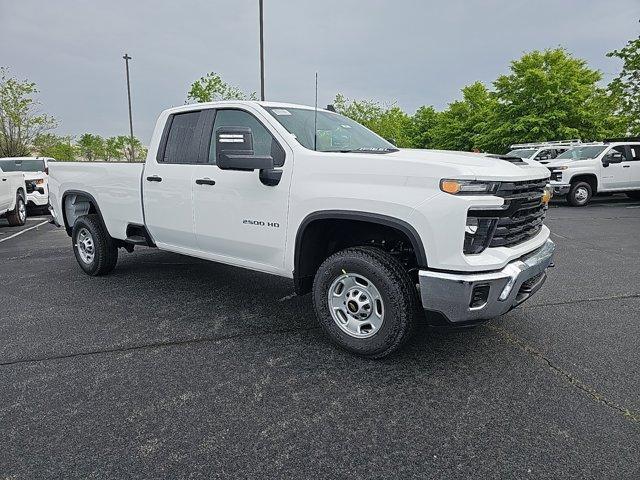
[243,219,280,228]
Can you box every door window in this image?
[610,145,630,162]
[161,111,202,164]
[209,109,285,167]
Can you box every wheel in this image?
[6,194,27,226]
[567,181,592,207]
[71,214,118,276]
[312,246,418,358]
[626,191,640,200]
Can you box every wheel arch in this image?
[293,210,427,294]
[61,190,106,237]
[569,174,598,193]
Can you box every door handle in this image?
[195,178,216,186]
[146,175,162,182]
[623,165,630,168]
[1,178,6,181]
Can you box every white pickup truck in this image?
[49,101,556,357]
[0,157,51,214]
[0,165,27,226]
[546,140,640,206]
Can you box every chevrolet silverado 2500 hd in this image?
[0,165,27,226]
[49,101,555,358]
[0,157,51,214]
[546,140,640,206]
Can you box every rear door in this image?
[191,107,292,273]
[0,167,11,211]
[143,110,206,251]
[624,144,640,189]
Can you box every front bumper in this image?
[550,182,570,196]
[418,239,555,324]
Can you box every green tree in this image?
[104,136,122,161]
[187,72,257,103]
[33,133,76,161]
[0,67,56,156]
[409,106,439,149]
[112,135,146,162]
[76,133,105,161]
[428,82,497,151]
[483,48,625,151]
[607,34,640,135]
[332,94,414,147]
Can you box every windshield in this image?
[0,159,45,172]
[265,107,398,153]
[556,146,606,161]
[506,149,536,158]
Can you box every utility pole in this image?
[123,53,135,162]
[259,0,265,100]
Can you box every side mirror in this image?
[216,126,274,171]
[602,152,623,167]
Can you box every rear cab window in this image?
[158,111,204,164]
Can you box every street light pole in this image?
[259,0,265,101]
[123,53,135,162]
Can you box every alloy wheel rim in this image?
[328,273,384,338]
[76,228,95,264]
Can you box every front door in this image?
[143,110,204,251]
[191,107,292,273]
[601,145,634,190]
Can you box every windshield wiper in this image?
[333,148,399,154]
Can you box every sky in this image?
[1,0,639,143]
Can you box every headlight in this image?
[440,179,500,195]
[555,166,569,170]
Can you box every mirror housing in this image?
[216,126,275,171]
[602,152,623,168]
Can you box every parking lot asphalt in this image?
[1,196,639,479]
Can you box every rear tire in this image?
[6,193,27,226]
[567,181,592,207]
[312,246,418,359]
[71,214,118,276]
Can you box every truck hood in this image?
[22,171,47,181]
[545,158,582,168]
[384,148,550,181]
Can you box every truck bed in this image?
[48,162,145,240]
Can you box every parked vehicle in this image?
[507,140,580,164]
[0,165,27,226]
[48,101,556,357]
[546,139,640,206]
[0,157,52,214]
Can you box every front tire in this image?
[72,214,118,276]
[6,194,27,226]
[312,246,418,358]
[567,181,592,207]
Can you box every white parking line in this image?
[0,221,49,243]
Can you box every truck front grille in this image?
[465,178,548,253]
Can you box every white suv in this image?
[546,141,640,206]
